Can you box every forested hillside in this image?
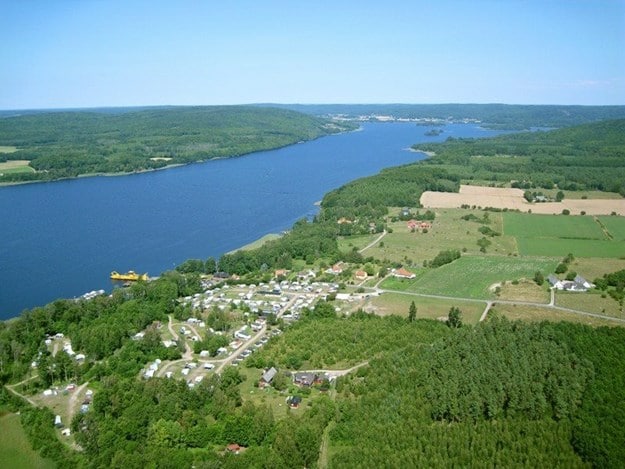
[260,103,625,129]
[0,106,353,183]
[416,118,625,195]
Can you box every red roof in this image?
[394,268,415,278]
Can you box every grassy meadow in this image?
[489,305,624,328]
[381,256,558,300]
[363,208,517,264]
[368,292,484,324]
[0,160,35,175]
[555,291,624,319]
[0,413,55,469]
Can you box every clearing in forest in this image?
[0,160,34,174]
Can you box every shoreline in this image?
[407,148,436,157]
[0,125,360,188]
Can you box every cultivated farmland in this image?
[503,213,606,240]
[421,184,625,215]
[503,213,625,257]
[515,237,625,258]
[598,216,625,241]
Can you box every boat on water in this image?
[110,270,148,281]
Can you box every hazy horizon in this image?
[2,1,624,109]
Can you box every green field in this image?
[516,237,625,258]
[0,413,55,469]
[381,255,558,299]
[0,146,18,153]
[598,216,625,241]
[0,160,35,175]
[502,213,625,258]
[503,213,606,240]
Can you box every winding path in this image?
[359,230,387,254]
[5,375,39,407]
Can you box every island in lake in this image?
[424,128,444,136]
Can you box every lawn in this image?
[598,216,625,241]
[0,413,56,469]
[503,213,606,240]
[515,237,625,258]
[368,292,484,324]
[381,255,558,300]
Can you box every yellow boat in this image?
[110,270,148,281]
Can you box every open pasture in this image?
[503,213,605,240]
[381,255,558,300]
[0,146,18,153]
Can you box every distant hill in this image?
[0,105,354,183]
[253,103,625,129]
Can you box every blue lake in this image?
[0,122,506,319]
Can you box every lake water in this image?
[0,122,506,319]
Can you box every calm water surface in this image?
[0,123,505,318]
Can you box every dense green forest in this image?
[0,106,353,183]
[262,103,625,129]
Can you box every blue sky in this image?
[1,0,624,109]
